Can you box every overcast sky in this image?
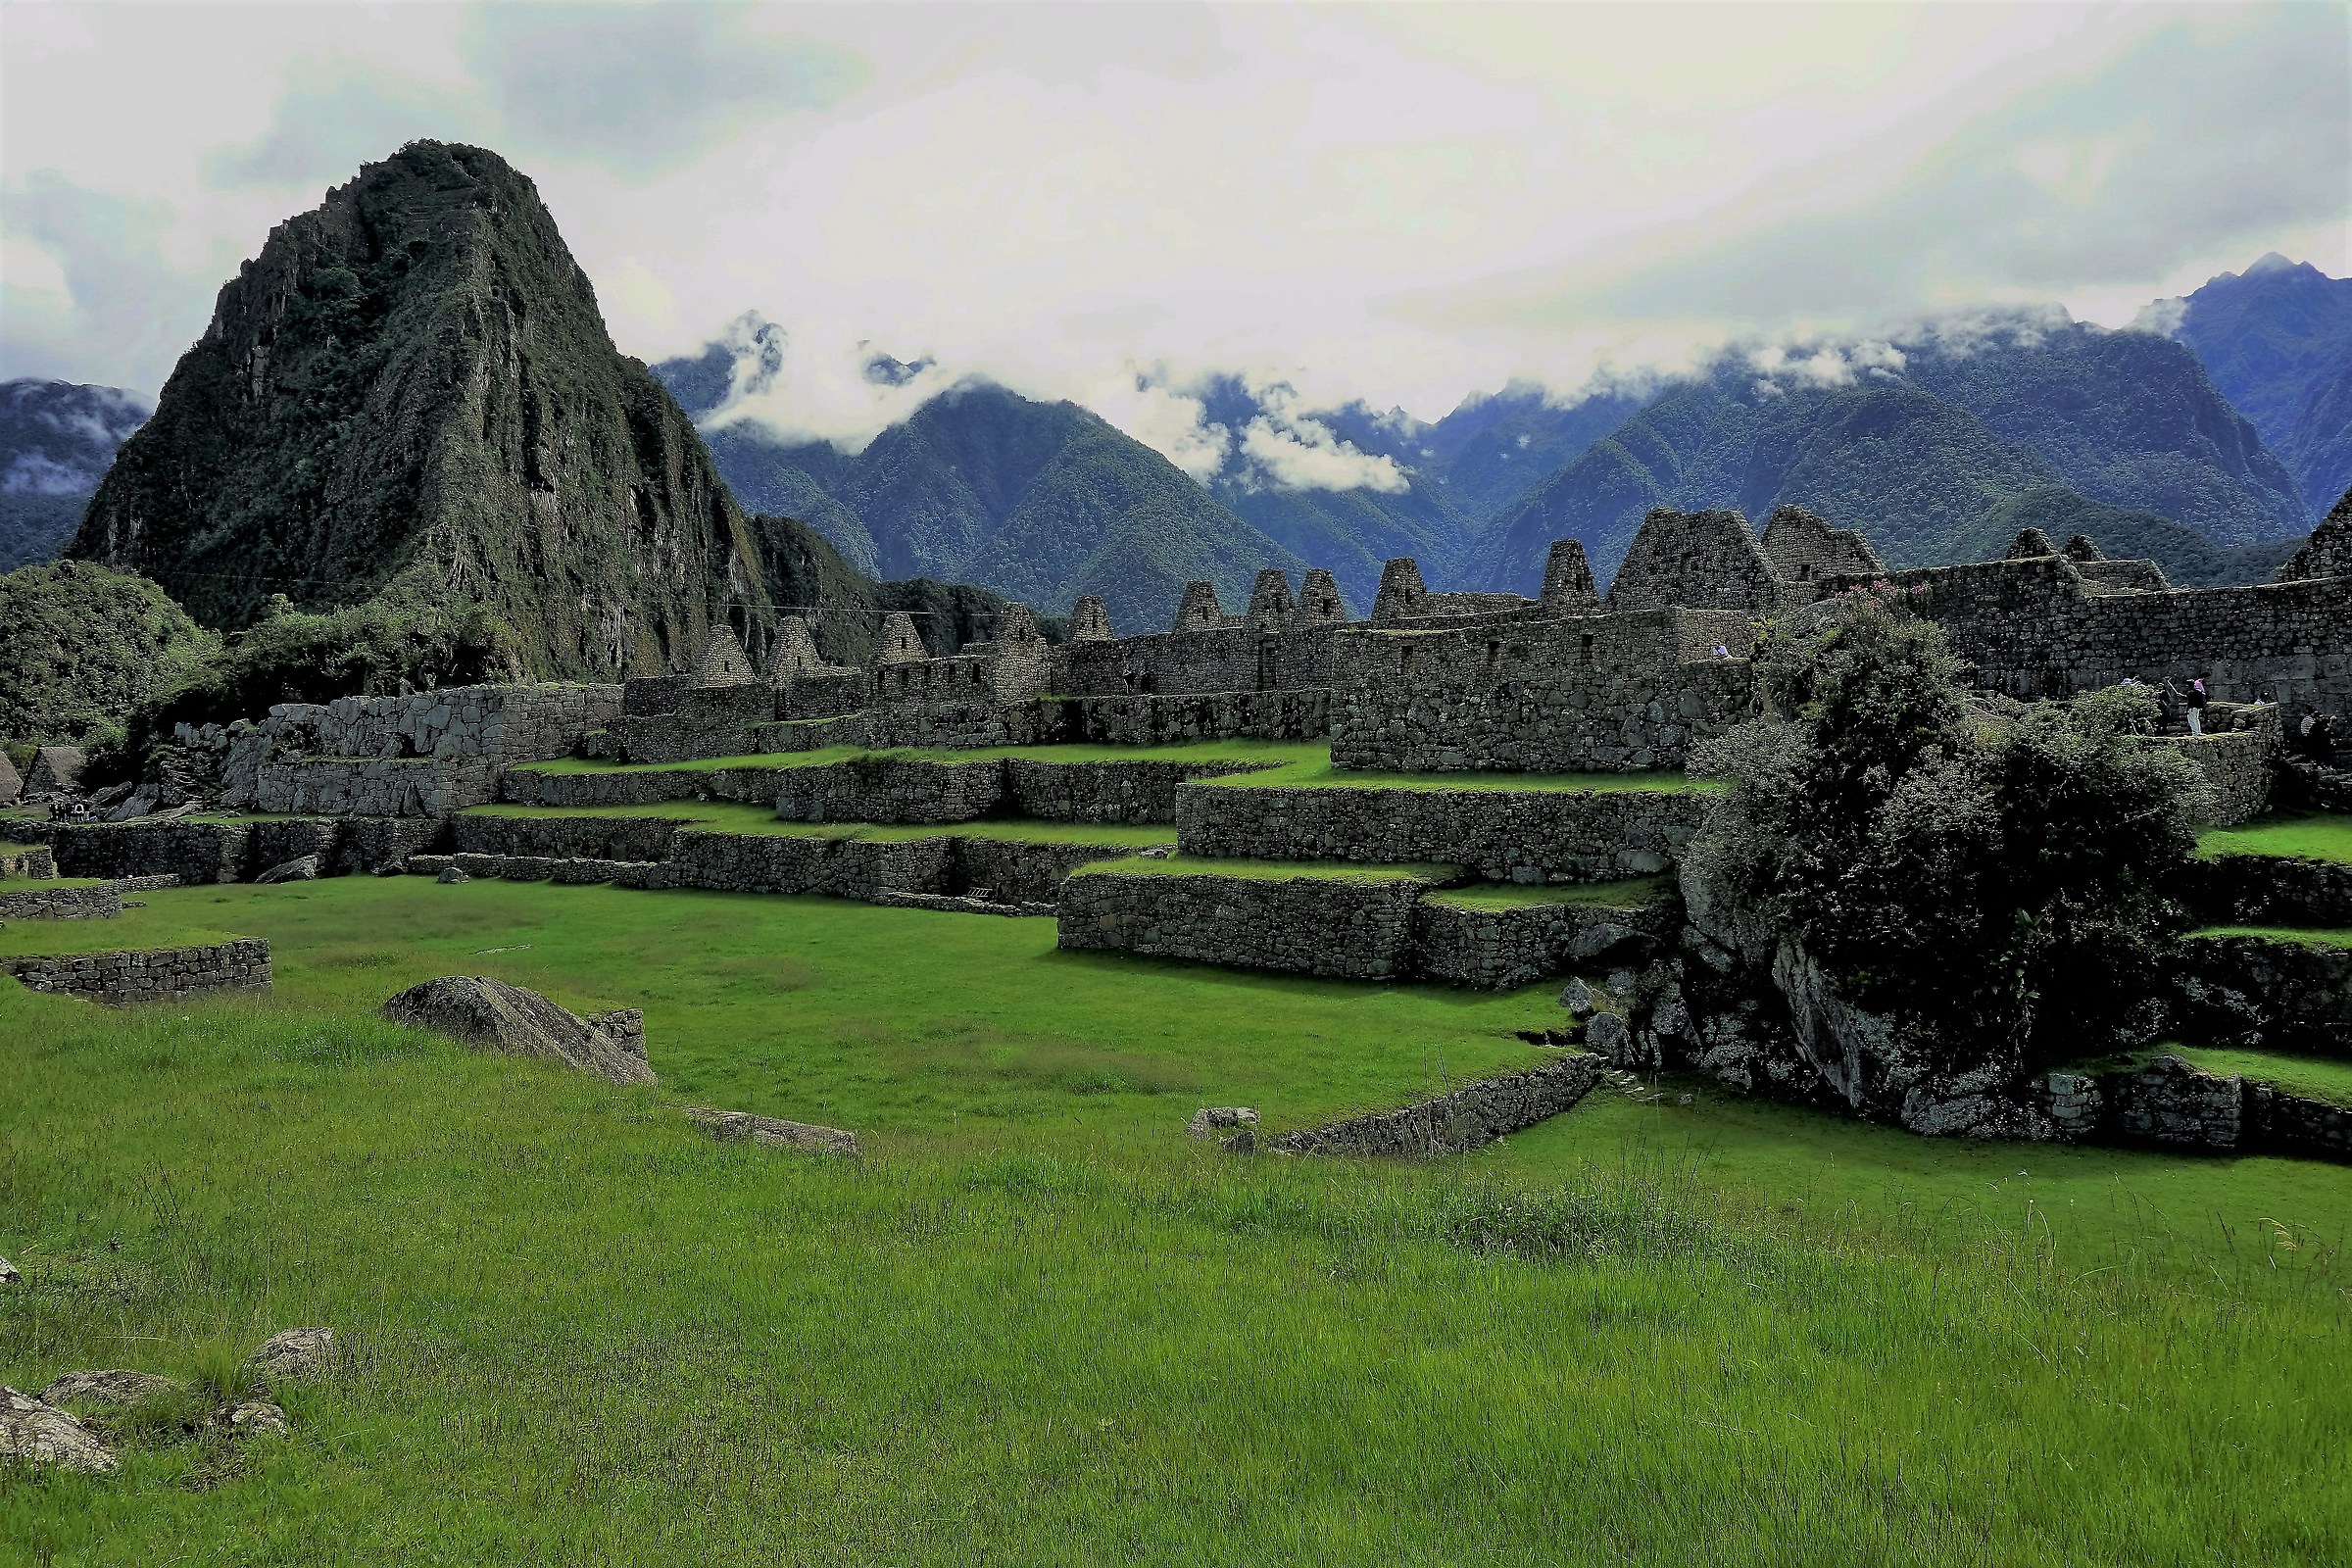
[3,1,2346,479]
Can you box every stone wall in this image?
[949,839,1134,906]
[0,884,120,921]
[1263,1054,1602,1157]
[1056,867,1428,979]
[2181,855,2352,928]
[861,701,1049,752]
[1328,610,1756,773]
[1045,691,1331,746]
[501,762,798,808]
[5,939,270,1004]
[2175,934,2352,1055]
[1810,557,2352,714]
[661,832,956,901]
[0,845,56,879]
[450,813,689,864]
[2044,1054,2350,1161]
[1004,758,1279,823]
[772,758,1006,824]
[1048,620,1356,699]
[2152,729,2275,827]
[35,820,251,884]
[1408,893,1671,990]
[1175,779,1713,883]
[1608,510,1785,614]
[255,760,496,817]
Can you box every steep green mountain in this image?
[0,561,216,746]
[72,140,781,678]
[1477,374,2067,592]
[1960,487,2301,587]
[0,379,149,570]
[1899,320,2307,544]
[2172,255,2352,513]
[652,355,1297,632]
[1415,383,1648,522]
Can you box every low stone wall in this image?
[1044,691,1331,747]
[0,845,56,879]
[36,821,250,885]
[2176,934,2352,1056]
[1263,1054,1602,1157]
[2184,855,2352,928]
[0,885,120,921]
[1004,759,1278,824]
[2154,731,2275,827]
[603,712,868,765]
[2044,1054,2350,1161]
[255,759,496,817]
[862,702,1049,752]
[5,939,270,1004]
[1408,894,1670,990]
[1176,781,1713,883]
[772,758,1005,824]
[662,832,956,899]
[954,839,1136,906]
[450,813,689,864]
[1056,868,1427,979]
[501,763,796,808]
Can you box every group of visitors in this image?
[2115,672,2340,761]
[43,797,92,823]
[2118,673,2215,735]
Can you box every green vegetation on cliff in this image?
[0,561,216,746]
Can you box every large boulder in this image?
[38,1369,181,1407]
[685,1107,857,1154]
[1,1386,115,1473]
[381,978,656,1086]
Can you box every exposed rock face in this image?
[381,976,656,1085]
[0,1386,115,1473]
[685,1106,858,1155]
[254,854,320,884]
[249,1326,337,1383]
[38,1369,182,1407]
[70,140,816,678]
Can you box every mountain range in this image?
[3,135,2343,699]
[0,380,149,571]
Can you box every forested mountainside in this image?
[71,140,807,678]
[658,364,1295,633]
[1474,318,2315,595]
[0,379,148,571]
[2174,254,2352,514]
[1962,487,2303,588]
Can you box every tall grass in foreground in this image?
[1,882,2347,1564]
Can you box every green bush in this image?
[1691,588,2205,1074]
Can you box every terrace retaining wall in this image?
[500,763,799,808]
[771,759,1005,824]
[0,885,120,921]
[2045,1054,2351,1161]
[2175,934,2352,1056]
[1056,868,1427,979]
[2154,731,2275,827]
[1176,781,1713,883]
[1264,1054,1603,1157]
[5,939,270,1004]
[1408,894,1671,990]
[1003,758,1278,823]
[255,759,496,817]
[2185,855,2352,928]
[450,814,690,864]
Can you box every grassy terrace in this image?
[2169,1046,2352,1106]
[2198,809,2352,863]
[461,803,1177,848]
[3,875,2348,1562]
[1193,753,1714,794]
[0,874,103,893]
[1071,853,1460,883]
[512,738,1326,776]
[2189,924,2352,950]
[1421,875,1676,911]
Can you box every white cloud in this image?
[2,0,2342,469]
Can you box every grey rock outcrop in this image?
[382,977,656,1086]
[254,854,320,884]
[1187,1106,1259,1138]
[1,1386,115,1473]
[220,1399,291,1436]
[685,1107,858,1154]
[38,1369,181,1407]
[0,1255,19,1286]
[436,865,472,884]
[249,1326,337,1383]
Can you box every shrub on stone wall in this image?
[1689,591,2206,1096]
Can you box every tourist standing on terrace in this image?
[2186,677,2209,736]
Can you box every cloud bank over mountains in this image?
[4,2,2344,492]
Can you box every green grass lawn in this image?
[2189,923,2352,950]
[463,803,1178,849]
[0,874,103,893]
[2,877,2347,1564]
[1194,753,1716,794]
[2197,808,2352,863]
[1422,875,1677,911]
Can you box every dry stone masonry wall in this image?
[5,940,270,1004]
[1057,867,1431,979]
[1263,1054,1603,1157]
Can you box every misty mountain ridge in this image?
[2166,253,2352,515]
[0,379,150,570]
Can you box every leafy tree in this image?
[1690,588,2205,1077]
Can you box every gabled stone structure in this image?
[25,747,86,795]
[1068,596,1113,641]
[1607,509,1783,614]
[1246,569,1297,631]
[2008,527,2057,559]
[1296,569,1348,624]
[2276,485,2352,583]
[1541,539,1599,612]
[693,624,756,687]
[1760,505,1882,585]
[1172,582,1237,633]
[0,750,21,805]
[875,612,929,664]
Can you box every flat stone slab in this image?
[686,1107,859,1155]
[1,1386,115,1473]
[38,1369,183,1407]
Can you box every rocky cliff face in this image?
[73,141,781,678]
